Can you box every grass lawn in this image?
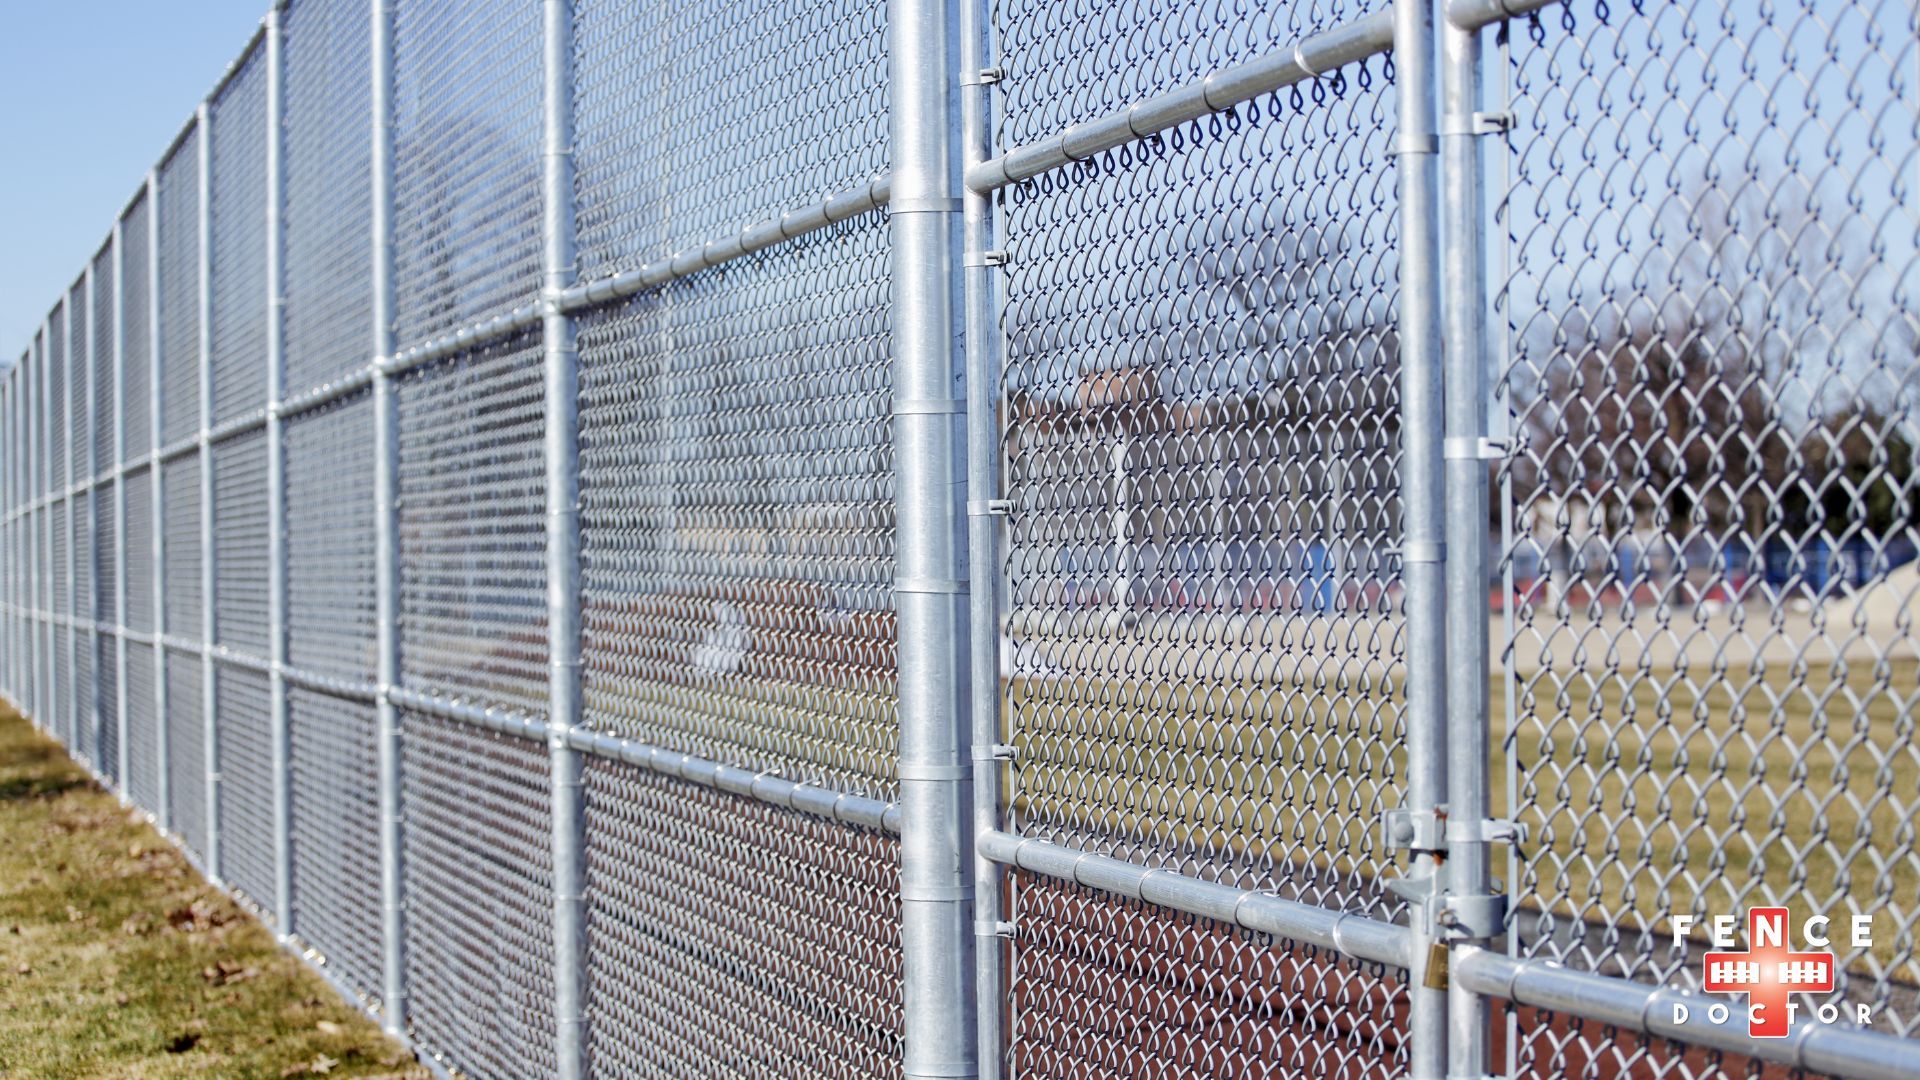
[1006,652,1920,979]
[0,705,422,1079]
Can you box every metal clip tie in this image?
[893,398,965,416]
[1443,436,1508,461]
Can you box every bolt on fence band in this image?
[1,0,1918,1078]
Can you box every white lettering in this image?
[1672,914,1696,950]
[1803,914,1829,948]
[1858,1003,1872,1025]
[1713,915,1737,947]
[1818,1003,1839,1024]
[1755,910,1784,949]
[1852,914,1874,948]
[1708,1003,1729,1025]
[1672,1002,1689,1025]
[1751,1003,1767,1026]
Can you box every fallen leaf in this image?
[316,1020,345,1036]
[165,1032,200,1054]
[311,1054,338,1074]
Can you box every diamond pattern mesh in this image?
[125,641,159,811]
[289,687,382,1006]
[581,755,904,1077]
[217,663,275,911]
[392,0,542,345]
[120,197,153,458]
[158,131,201,445]
[284,0,373,389]
[286,392,375,680]
[576,219,897,797]
[402,714,556,1077]
[164,457,201,635]
[167,647,207,860]
[213,429,270,655]
[569,0,888,282]
[1496,0,1920,1065]
[397,333,547,715]
[209,48,268,425]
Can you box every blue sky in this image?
[0,1,267,359]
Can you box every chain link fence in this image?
[2,0,1917,1077]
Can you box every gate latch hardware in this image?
[1382,806,1447,852]
[1436,893,1509,940]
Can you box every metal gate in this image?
[2,0,1917,1076]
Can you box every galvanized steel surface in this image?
[0,1,1917,1078]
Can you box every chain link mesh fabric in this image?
[581,755,903,1078]
[286,393,375,680]
[401,714,556,1078]
[397,333,547,716]
[284,0,373,390]
[577,221,898,797]
[569,0,889,282]
[124,466,152,631]
[288,687,382,1007]
[991,0,1409,1072]
[5,2,1920,1077]
[392,0,542,346]
[209,49,268,426]
[158,133,201,446]
[1496,1,1920,1069]
[213,430,270,656]
[217,664,275,911]
[167,647,206,860]
[125,641,159,811]
[164,457,201,637]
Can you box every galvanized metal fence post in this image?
[149,169,170,834]
[113,219,130,797]
[65,292,78,755]
[369,0,407,1037]
[1439,11,1499,1077]
[197,100,222,883]
[29,334,42,730]
[890,1,979,1076]
[264,2,292,937]
[541,0,585,1074]
[958,0,1007,1073]
[27,339,39,730]
[1391,0,1449,1076]
[85,261,101,771]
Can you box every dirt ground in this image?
[0,705,423,1079]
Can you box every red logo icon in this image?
[1701,907,1835,1037]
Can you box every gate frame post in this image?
[890,1,980,1076]
[1391,1,1452,1076]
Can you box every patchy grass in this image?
[0,705,423,1079]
